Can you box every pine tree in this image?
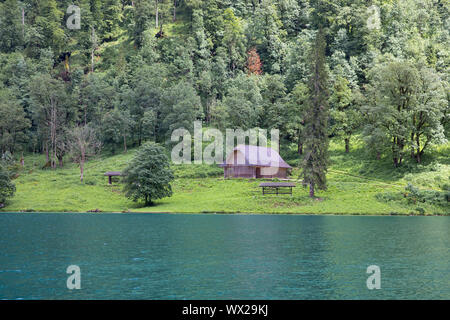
[301,29,329,198]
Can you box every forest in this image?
[0,0,448,213]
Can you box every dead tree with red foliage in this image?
[246,48,263,75]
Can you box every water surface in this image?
[0,213,448,299]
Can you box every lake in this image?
[0,213,449,300]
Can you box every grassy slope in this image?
[2,137,448,215]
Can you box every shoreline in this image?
[1,210,447,216]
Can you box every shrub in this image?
[0,164,16,206]
[415,207,425,215]
[404,183,448,207]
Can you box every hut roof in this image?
[220,145,292,168]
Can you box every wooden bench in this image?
[104,171,122,185]
[259,182,296,195]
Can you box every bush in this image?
[415,207,425,215]
[375,192,402,202]
[376,183,449,211]
[404,183,449,207]
[0,163,16,206]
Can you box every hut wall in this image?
[233,166,256,178]
[260,167,280,176]
[258,167,287,179]
[224,166,288,178]
[223,166,256,178]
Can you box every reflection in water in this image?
[0,213,448,299]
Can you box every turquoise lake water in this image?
[0,213,449,300]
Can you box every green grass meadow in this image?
[2,137,449,215]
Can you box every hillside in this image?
[0,1,448,214]
[2,137,448,215]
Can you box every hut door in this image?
[256,167,261,178]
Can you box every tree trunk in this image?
[155,1,159,28]
[91,50,95,73]
[416,150,421,163]
[91,27,96,73]
[22,8,25,36]
[309,182,315,198]
[80,162,84,182]
[415,135,421,163]
[345,138,350,153]
[297,140,303,155]
[393,157,399,167]
[138,124,142,146]
[124,135,127,153]
[80,153,85,182]
[45,143,49,162]
[173,0,176,22]
[145,195,151,206]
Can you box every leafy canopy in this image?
[123,142,174,206]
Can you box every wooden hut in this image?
[219,145,291,179]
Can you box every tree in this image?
[0,162,15,207]
[29,74,74,168]
[284,82,309,155]
[0,0,25,53]
[410,67,447,163]
[223,73,262,129]
[102,0,123,40]
[301,29,329,198]
[160,80,203,140]
[246,48,263,75]
[364,61,447,166]
[122,142,174,206]
[68,125,102,182]
[284,30,315,90]
[129,64,168,145]
[79,73,116,125]
[329,76,362,153]
[0,89,31,154]
[364,61,414,166]
[260,74,286,129]
[27,0,65,55]
[249,0,287,73]
[100,108,132,154]
[154,0,171,29]
[132,0,154,48]
[221,8,247,72]
[191,9,213,122]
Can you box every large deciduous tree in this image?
[123,142,174,206]
[364,61,447,165]
[329,76,362,153]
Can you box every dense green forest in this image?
[0,0,448,212]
